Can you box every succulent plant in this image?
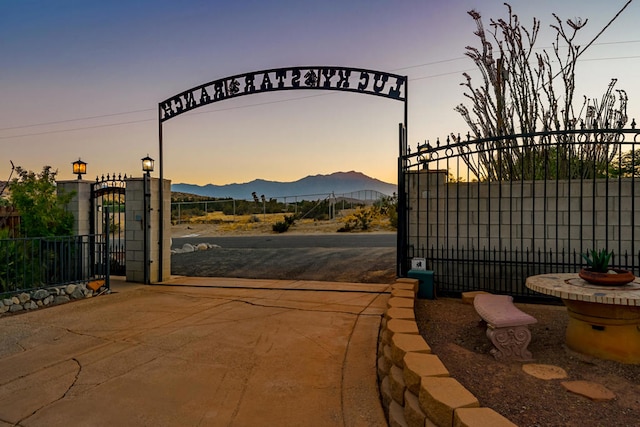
[581,249,613,273]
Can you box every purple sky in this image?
[1,1,638,185]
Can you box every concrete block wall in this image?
[408,170,640,259]
[377,278,517,427]
[59,177,171,284]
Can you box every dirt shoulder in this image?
[171,216,395,238]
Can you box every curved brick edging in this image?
[377,278,518,427]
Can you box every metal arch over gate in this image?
[157,66,409,281]
[159,66,407,121]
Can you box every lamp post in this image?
[142,155,154,284]
[72,158,87,180]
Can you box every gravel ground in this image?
[171,246,397,284]
[415,298,640,427]
[171,222,397,284]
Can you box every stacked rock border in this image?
[0,283,108,315]
[377,278,518,427]
[171,242,220,255]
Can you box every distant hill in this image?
[171,171,396,200]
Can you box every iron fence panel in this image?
[0,235,106,295]
[400,126,640,302]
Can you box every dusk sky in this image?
[2,1,638,186]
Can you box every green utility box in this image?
[407,270,435,299]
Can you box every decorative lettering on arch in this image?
[159,66,407,122]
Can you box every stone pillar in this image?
[125,177,171,283]
[57,179,93,281]
[57,180,93,235]
[125,178,145,283]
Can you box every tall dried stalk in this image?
[453,4,628,181]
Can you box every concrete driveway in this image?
[0,277,390,427]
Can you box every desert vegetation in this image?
[171,192,397,234]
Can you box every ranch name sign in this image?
[156,65,408,282]
[159,66,407,122]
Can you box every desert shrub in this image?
[388,207,398,229]
[272,221,290,233]
[337,223,353,232]
[374,195,398,229]
[339,206,385,232]
[352,208,374,230]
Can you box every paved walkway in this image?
[0,277,390,426]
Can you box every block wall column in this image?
[125,178,145,283]
[57,180,93,235]
[125,177,171,284]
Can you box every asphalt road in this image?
[171,232,398,284]
[172,232,396,249]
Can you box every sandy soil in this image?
[171,217,394,238]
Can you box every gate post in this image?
[58,179,93,282]
[125,176,171,283]
[57,179,93,235]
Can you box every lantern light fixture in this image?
[141,155,154,175]
[72,158,87,180]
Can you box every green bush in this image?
[272,221,290,233]
[9,166,74,237]
[0,234,40,294]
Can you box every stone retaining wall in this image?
[0,283,105,315]
[378,278,518,427]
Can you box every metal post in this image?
[158,112,164,283]
[143,172,151,285]
[397,123,407,277]
[104,206,111,290]
[396,78,409,277]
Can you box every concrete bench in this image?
[473,294,537,361]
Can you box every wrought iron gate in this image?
[398,125,640,302]
[91,174,127,276]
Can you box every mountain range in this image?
[171,171,397,200]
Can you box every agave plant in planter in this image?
[579,249,635,286]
